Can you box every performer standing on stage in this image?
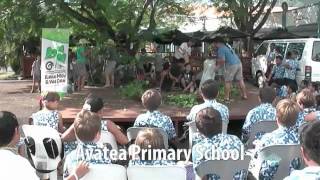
[213,37,247,103]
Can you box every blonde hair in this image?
[74,110,101,142]
[276,99,300,127]
[296,89,315,108]
[135,128,165,150]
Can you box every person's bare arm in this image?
[107,120,129,145]
[58,112,64,133]
[215,58,225,71]
[160,71,165,88]
[65,161,89,180]
[61,123,76,142]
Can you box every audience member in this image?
[32,92,64,133]
[253,99,301,179]
[242,87,276,143]
[134,89,177,146]
[284,120,320,179]
[267,55,284,87]
[283,51,298,91]
[63,110,111,178]
[192,108,245,179]
[129,128,175,166]
[296,89,316,117]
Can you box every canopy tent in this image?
[202,26,249,42]
[254,28,302,40]
[153,29,192,45]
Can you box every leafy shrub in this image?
[217,83,240,101]
[166,93,198,108]
[119,80,149,100]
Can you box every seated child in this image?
[160,62,178,92]
[253,99,301,179]
[63,110,111,178]
[267,55,285,87]
[242,87,277,143]
[62,96,129,153]
[278,82,297,100]
[32,92,64,133]
[187,79,228,122]
[192,107,246,180]
[296,89,316,117]
[284,120,320,180]
[129,128,175,166]
[181,63,195,93]
[134,89,177,145]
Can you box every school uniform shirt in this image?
[187,99,229,123]
[64,121,109,155]
[283,59,298,80]
[134,111,176,140]
[242,103,276,143]
[271,65,285,79]
[284,166,320,180]
[63,141,112,178]
[129,160,176,166]
[0,149,39,180]
[315,111,320,121]
[254,125,301,180]
[32,110,59,131]
[192,133,246,180]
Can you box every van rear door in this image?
[310,41,320,82]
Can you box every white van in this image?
[251,38,320,87]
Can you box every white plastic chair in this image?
[195,155,251,180]
[245,120,277,149]
[257,144,302,180]
[127,127,169,149]
[81,164,126,180]
[186,120,228,148]
[98,131,118,151]
[127,166,186,180]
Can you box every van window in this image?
[255,43,268,56]
[287,43,305,61]
[312,41,320,62]
[272,43,287,57]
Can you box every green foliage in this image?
[166,93,198,108]
[217,84,240,101]
[119,80,149,100]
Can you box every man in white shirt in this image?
[0,111,39,180]
[174,40,192,63]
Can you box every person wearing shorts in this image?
[213,37,247,102]
[76,45,88,91]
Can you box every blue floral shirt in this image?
[134,111,176,140]
[64,121,109,155]
[63,141,112,178]
[32,110,59,131]
[242,103,276,143]
[271,65,285,80]
[284,166,320,180]
[192,134,246,180]
[254,126,301,180]
[187,99,229,123]
[283,59,298,80]
[129,160,176,166]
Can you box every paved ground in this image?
[0,80,39,125]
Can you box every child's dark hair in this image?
[312,82,319,92]
[200,80,219,100]
[0,111,18,147]
[286,51,292,59]
[259,87,276,103]
[196,107,222,138]
[300,120,320,165]
[163,62,171,71]
[85,96,104,113]
[275,55,283,61]
[42,92,60,102]
[141,89,161,111]
[287,82,298,93]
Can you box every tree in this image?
[211,0,277,51]
[44,0,192,55]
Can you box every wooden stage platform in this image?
[60,84,259,126]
